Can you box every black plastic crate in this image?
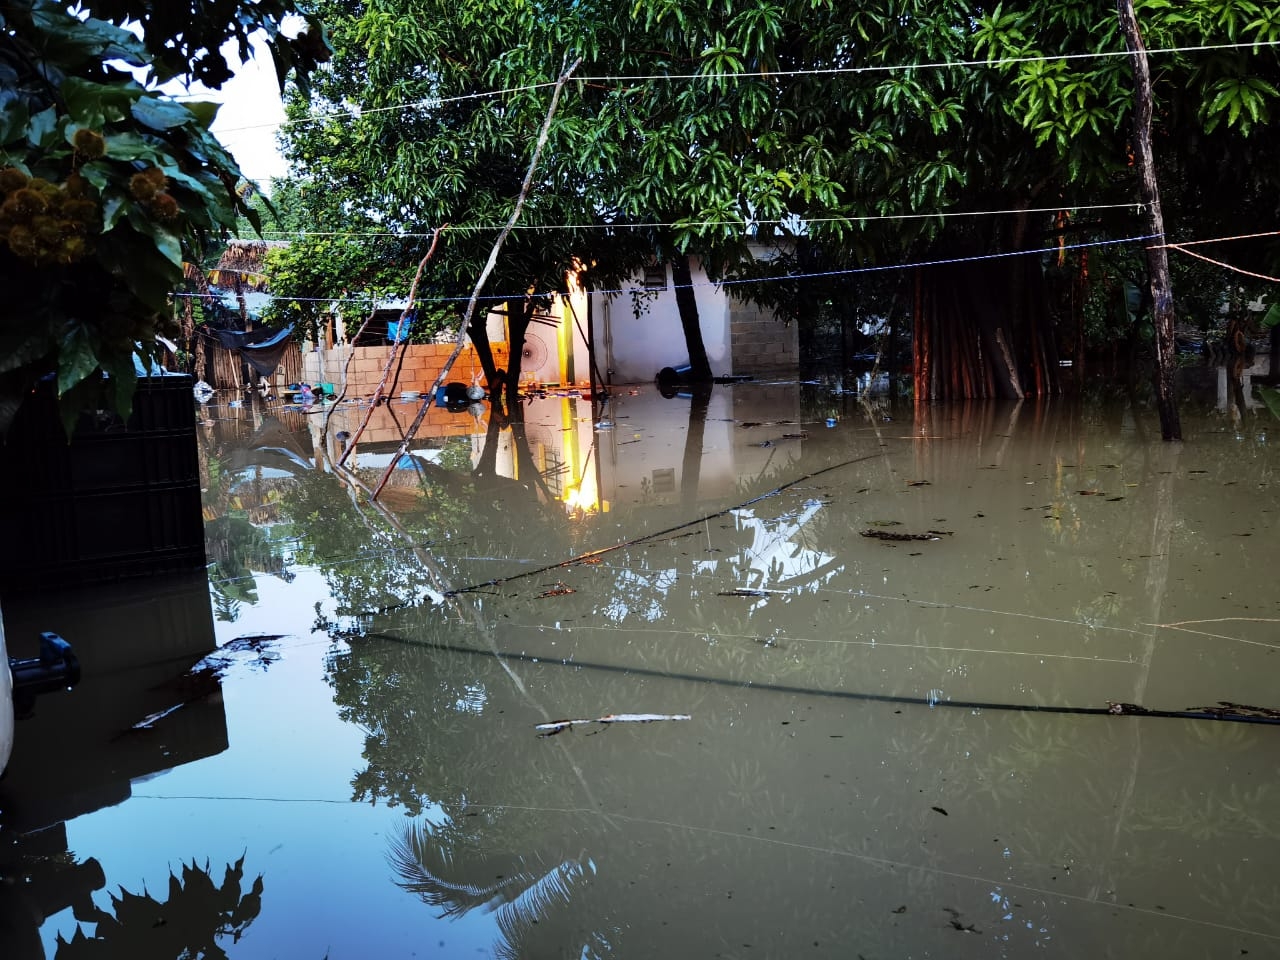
[0,376,206,592]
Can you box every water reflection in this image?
[0,576,261,958]
[216,382,1276,956]
[8,381,1280,958]
[52,856,263,959]
[1,575,223,832]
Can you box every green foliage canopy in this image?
[267,1,1280,359]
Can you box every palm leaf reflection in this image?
[389,819,593,945]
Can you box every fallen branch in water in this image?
[536,713,692,737]
[861,529,952,542]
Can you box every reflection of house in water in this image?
[595,383,804,509]
[322,381,806,526]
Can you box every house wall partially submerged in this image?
[298,249,797,398]
[588,254,798,383]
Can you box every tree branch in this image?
[370,56,583,500]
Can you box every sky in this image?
[173,37,291,192]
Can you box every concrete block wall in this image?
[303,343,510,397]
[727,301,797,377]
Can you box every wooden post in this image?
[1117,0,1182,440]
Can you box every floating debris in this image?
[861,529,952,542]
[1189,701,1280,720]
[943,907,980,934]
[535,713,692,737]
[535,583,576,599]
[1106,701,1153,715]
[125,636,283,733]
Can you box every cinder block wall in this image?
[304,343,510,397]
[727,302,797,377]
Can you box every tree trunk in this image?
[670,254,713,381]
[466,311,501,393]
[1117,0,1182,440]
[501,298,535,418]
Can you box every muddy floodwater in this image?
[3,379,1280,959]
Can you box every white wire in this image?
[248,204,1141,240]
[214,38,1280,135]
[174,232,1155,308]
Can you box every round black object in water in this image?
[443,381,471,411]
[656,364,692,395]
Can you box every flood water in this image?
[3,378,1280,959]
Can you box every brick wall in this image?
[303,342,511,397]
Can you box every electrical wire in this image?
[172,232,1157,308]
[214,38,1280,136]
[1151,228,1280,284]
[247,203,1142,240]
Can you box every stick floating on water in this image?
[536,713,692,736]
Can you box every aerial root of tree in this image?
[912,257,1062,402]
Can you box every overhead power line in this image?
[174,232,1157,308]
[215,38,1280,136]
[249,203,1143,241]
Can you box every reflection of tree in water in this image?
[278,419,592,639]
[200,424,300,618]
[206,515,293,614]
[388,819,612,960]
[55,856,262,959]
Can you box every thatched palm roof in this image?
[210,239,287,290]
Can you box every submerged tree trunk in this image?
[670,254,713,381]
[501,298,536,420]
[1117,0,1182,440]
[466,311,502,394]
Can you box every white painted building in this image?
[515,251,799,388]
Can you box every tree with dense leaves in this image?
[268,0,847,397]
[0,0,327,431]
[270,1,1280,416]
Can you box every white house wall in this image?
[592,259,730,384]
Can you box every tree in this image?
[271,0,1280,416]
[269,0,851,396]
[0,0,327,431]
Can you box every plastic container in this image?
[0,376,206,591]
